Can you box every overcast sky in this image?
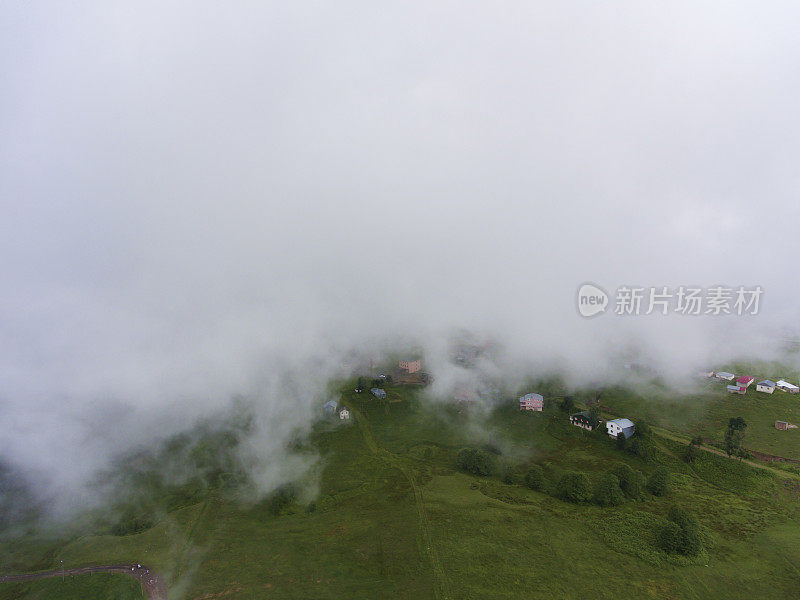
[2,2,800,510]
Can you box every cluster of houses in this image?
[518,393,636,440]
[323,399,350,421]
[703,370,800,395]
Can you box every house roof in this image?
[323,400,337,409]
[736,376,754,383]
[717,372,734,377]
[726,385,745,391]
[608,418,634,428]
[520,393,543,401]
[777,380,799,389]
[758,380,776,387]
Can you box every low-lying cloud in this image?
[1,2,799,514]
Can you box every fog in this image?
[2,2,800,513]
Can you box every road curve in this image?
[0,563,166,600]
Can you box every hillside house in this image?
[736,376,755,388]
[399,359,421,374]
[606,418,635,439]
[519,393,544,411]
[716,372,735,381]
[776,380,800,393]
[339,408,350,420]
[757,380,776,394]
[323,399,338,414]
[776,420,789,430]
[370,388,387,399]
[569,411,598,431]
[727,385,746,394]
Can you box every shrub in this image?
[524,466,544,491]
[659,521,683,553]
[636,421,652,439]
[593,473,624,506]
[557,472,592,503]
[456,448,495,476]
[611,465,644,499]
[646,467,671,496]
[615,435,628,452]
[499,462,520,484]
[663,506,703,556]
[683,444,697,463]
[268,484,297,515]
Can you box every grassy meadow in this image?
[2,377,800,599]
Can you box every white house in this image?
[756,380,776,394]
[776,380,800,394]
[606,418,635,439]
[716,372,735,381]
[339,408,350,420]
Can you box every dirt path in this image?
[652,426,800,480]
[0,564,166,600]
[347,404,451,600]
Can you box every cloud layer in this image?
[1,2,799,511]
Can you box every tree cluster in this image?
[659,506,702,556]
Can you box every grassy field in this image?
[2,380,800,599]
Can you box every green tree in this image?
[524,465,544,491]
[724,417,747,458]
[635,420,652,439]
[615,434,628,452]
[666,506,702,556]
[683,444,697,463]
[646,467,671,496]
[559,396,575,412]
[659,521,683,553]
[611,464,644,499]
[593,473,624,506]
[456,448,495,476]
[667,506,698,532]
[557,472,592,503]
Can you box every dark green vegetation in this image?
[2,378,800,599]
[0,574,142,600]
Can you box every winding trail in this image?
[0,564,166,600]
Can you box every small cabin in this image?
[370,388,387,399]
[776,420,789,430]
[735,376,755,388]
[323,399,338,414]
[716,372,735,381]
[776,380,800,394]
[756,380,776,394]
[727,385,746,395]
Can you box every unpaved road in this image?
[0,564,166,600]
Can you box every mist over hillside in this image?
[2,3,800,516]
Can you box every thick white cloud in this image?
[1,2,799,511]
